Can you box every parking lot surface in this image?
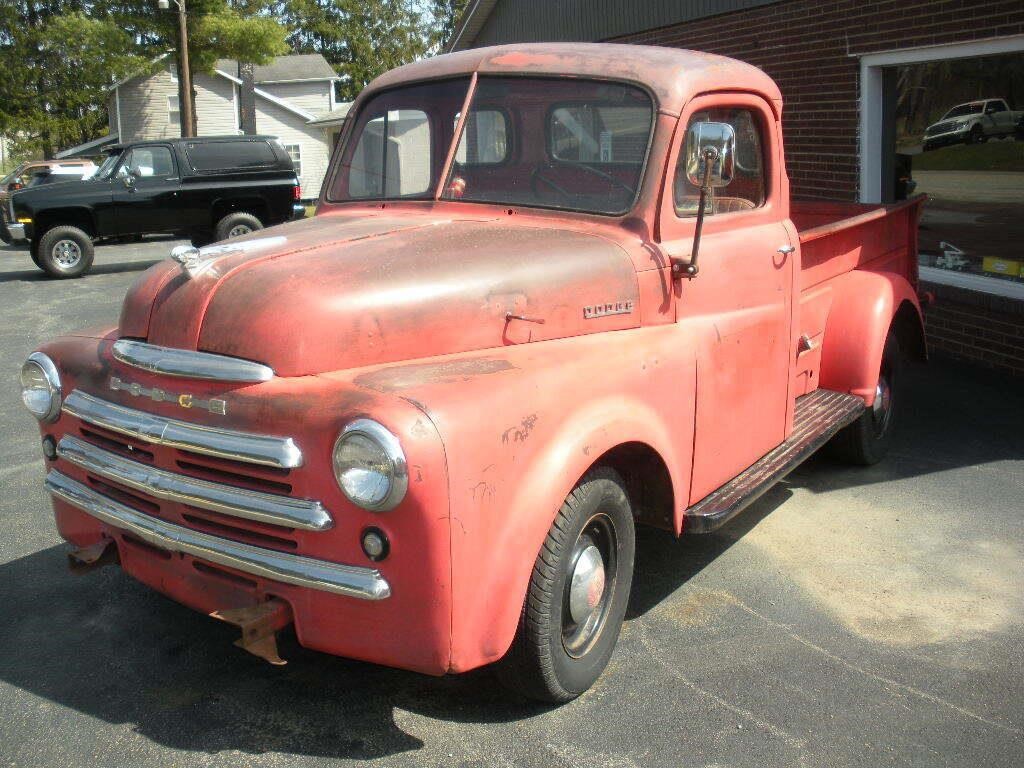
[1,238,1022,767]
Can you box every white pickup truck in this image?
[923,98,1024,150]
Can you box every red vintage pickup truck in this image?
[21,44,926,702]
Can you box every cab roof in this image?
[365,43,782,116]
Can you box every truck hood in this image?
[119,211,641,377]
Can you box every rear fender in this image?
[818,270,924,404]
[448,395,688,671]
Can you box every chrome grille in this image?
[57,435,331,531]
[46,391,392,600]
[62,390,303,468]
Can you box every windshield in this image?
[942,103,983,120]
[329,76,655,216]
[94,150,124,180]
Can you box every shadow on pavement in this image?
[0,359,1019,760]
[0,260,161,284]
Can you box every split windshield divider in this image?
[434,72,478,201]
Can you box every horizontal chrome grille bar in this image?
[63,390,303,469]
[112,340,274,383]
[57,436,332,531]
[46,471,389,600]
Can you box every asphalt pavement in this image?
[1,237,1022,767]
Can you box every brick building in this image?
[450,1,1024,375]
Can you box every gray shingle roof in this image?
[214,54,338,83]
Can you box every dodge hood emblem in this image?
[168,236,288,279]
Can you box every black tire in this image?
[830,331,902,465]
[969,125,984,144]
[214,212,263,242]
[37,226,95,279]
[497,467,635,703]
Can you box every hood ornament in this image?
[168,236,289,280]
[170,245,202,270]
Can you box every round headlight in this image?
[20,352,62,423]
[332,419,408,511]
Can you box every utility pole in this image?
[158,0,195,138]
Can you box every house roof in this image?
[307,103,353,127]
[55,132,120,159]
[214,54,339,83]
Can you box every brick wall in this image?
[611,0,1024,201]
[923,281,1024,376]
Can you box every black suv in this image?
[3,136,303,278]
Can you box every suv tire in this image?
[214,212,263,242]
[37,225,94,279]
[497,467,635,702]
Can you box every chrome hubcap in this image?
[568,544,606,624]
[52,240,81,268]
[228,224,252,238]
[562,514,616,658]
[871,373,893,436]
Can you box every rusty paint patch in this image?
[354,358,515,393]
[501,414,538,445]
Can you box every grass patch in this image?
[914,140,1024,172]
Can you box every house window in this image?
[168,95,180,127]
[282,143,302,178]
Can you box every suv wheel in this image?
[214,212,263,242]
[37,226,95,279]
[497,467,635,702]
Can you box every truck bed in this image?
[791,196,925,291]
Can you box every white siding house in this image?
[73,54,349,200]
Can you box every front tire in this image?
[830,331,902,465]
[37,225,94,279]
[214,212,263,242]
[497,467,635,703]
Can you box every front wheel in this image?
[830,331,902,465]
[497,467,635,703]
[37,225,95,279]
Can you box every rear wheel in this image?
[214,212,263,242]
[37,225,94,279]
[830,331,902,465]
[497,467,635,703]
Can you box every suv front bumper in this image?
[3,222,27,242]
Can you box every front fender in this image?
[448,393,690,671]
[818,270,922,404]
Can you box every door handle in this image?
[777,245,796,255]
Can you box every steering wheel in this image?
[530,163,572,201]
[574,162,636,195]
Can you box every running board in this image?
[683,389,865,534]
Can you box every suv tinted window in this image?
[185,140,278,172]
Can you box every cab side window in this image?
[123,147,176,179]
[675,107,767,217]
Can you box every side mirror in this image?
[685,121,736,188]
[674,121,736,280]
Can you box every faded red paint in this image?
[30,44,925,677]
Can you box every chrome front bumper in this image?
[5,222,26,241]
[46,470,390,600]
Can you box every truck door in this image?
[985,100,1012,135]
[109,145,181,236]
[660,94,794,504]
